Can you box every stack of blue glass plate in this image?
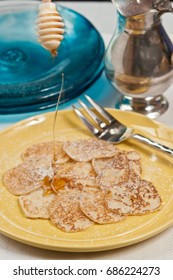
[0,1,105,114]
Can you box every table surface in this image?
[0,1,173,260]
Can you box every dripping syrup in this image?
[42,73,65,195]
[52,72,64,165]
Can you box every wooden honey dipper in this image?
[36,0,65,57]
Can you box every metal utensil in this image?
[73,95,173,155]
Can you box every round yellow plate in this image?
[0,109,173,252]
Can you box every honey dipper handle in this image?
[37,0,64,56]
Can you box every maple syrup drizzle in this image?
[42,175,53,195]
[42,73,65,195]
[52,72,64,165]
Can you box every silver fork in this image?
[73,95,173,155]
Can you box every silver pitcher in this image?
[105,0,173,118]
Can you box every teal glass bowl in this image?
[0,1,105,114]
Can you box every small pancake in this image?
[92,157,117,175]
[19,188,55,219]
[80,187,124,224]
[56,161,95,180]
[105,181,139,215]
[51,176,97,193]
[96,168,129,190]
[3,156,54,195]
[63,138,117,162]
[126,151,142,175]
[53,161,96,191]
[93,150,141,175]
[105,178,161,215]
[93,150,141,191]
[133,180,162,214]
[70,178,97,188]
[49,188,94,232]
[22,141,70,164]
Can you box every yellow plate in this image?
[0,109,173,252]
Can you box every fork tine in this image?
[84,95,115,124]
[72,105,100,136]
[78,99,106,128]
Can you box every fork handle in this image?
[133,134,173,155]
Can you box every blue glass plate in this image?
[0,2,105,114]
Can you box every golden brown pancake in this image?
[52,161,97,191]
[96,168,129,190]
[105,178,161,215]
[49,188,94,232]
[80,187,125,224]
[19,188,55,219]
[92,150,141,176]
[63,138,117,162]
[22,141,70,164]
[3,155,54,195]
